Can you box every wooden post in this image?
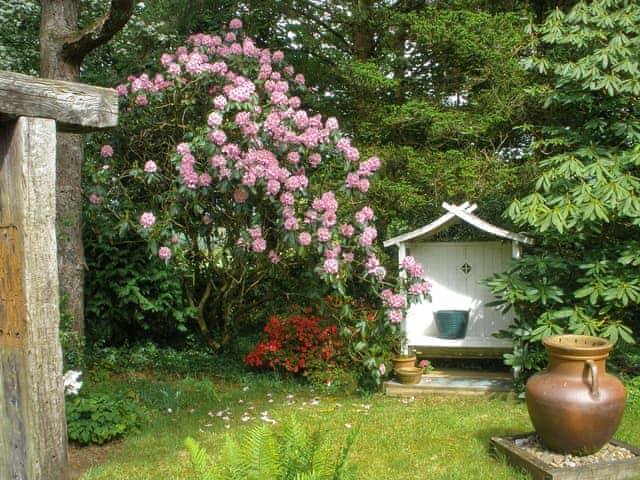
[0,70,117,480]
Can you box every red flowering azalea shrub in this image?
[244,315,348,377]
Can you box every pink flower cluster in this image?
[358,226,378,247]
[158,246,172,260]
[365,253,386,280]
[381,289,406,323]
[247,226,267,252]
[402,255,424,278]
[88,193,102,205]
[355,206,374,224]
[144,160,158,173]
[139,212,156,228]
[100,145,113,158]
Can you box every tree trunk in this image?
[39,0,134,336]
[352,0,375,61]
[39,0,86,335]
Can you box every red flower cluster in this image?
[244,315,347,376]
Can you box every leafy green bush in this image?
[86,343,229,377]
[83,234,192,346]
[185,419,358,480]
[486,0,640,378]
[66,393,142,445]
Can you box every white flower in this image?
[63,370,83,396]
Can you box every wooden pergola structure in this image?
[0,70,117,479]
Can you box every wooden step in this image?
[384,369,514,397]
[428,368,512,380]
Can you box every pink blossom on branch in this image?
[323,258,339,275]
[358,226,378,247]
[88,193,102,205]
[143,160,158,173]
[298,231,312,246]
[100,145,114,158]
[139,212,156,228]
[268,250,281,264]
[158,246,172,260]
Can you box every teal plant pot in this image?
[434,310,469,339]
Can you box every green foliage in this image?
[487,0,640,375]
[60,295,86,371]
[0,0,40,74]
[185,419,358,480]
[354,4,536,240]
[83,232,191,346]
[86,343,222,377]
[625,375,640,406]
[133,376,219,412]
[66,393,142,445]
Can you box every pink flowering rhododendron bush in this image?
[86,19,430,385]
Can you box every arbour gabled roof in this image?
[383,201,534,247]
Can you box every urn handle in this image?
[585,359,599,397]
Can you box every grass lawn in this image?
[74,368,640,480]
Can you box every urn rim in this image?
[543,334,612,359]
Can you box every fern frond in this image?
[242,424,280,480]
[294,472,322,480]
[220,434,248,480]
[332,426,359,480]
[279,419,311,478]
[184,437,217,480]
[185,419,359,480]
[305,429,331,478]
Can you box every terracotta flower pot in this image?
[391,354,416,371]
[394,366,422,384]
[525,335,626,455]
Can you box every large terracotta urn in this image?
[526,335,626,455]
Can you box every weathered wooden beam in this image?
[0,70,117,131]
[0,117,68,479]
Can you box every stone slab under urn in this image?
[491,433,640,480]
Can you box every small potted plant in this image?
[394,365,422,384]
[394,358,434,385]
[390,332,416,371]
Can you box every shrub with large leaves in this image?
[486,0,639,374]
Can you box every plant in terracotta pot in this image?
[393,365,422,384]
[390,333,416,371]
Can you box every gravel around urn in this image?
[512,433,637,468]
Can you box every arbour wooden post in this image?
[0,70,117,480]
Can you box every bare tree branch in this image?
[62,0,135,62]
